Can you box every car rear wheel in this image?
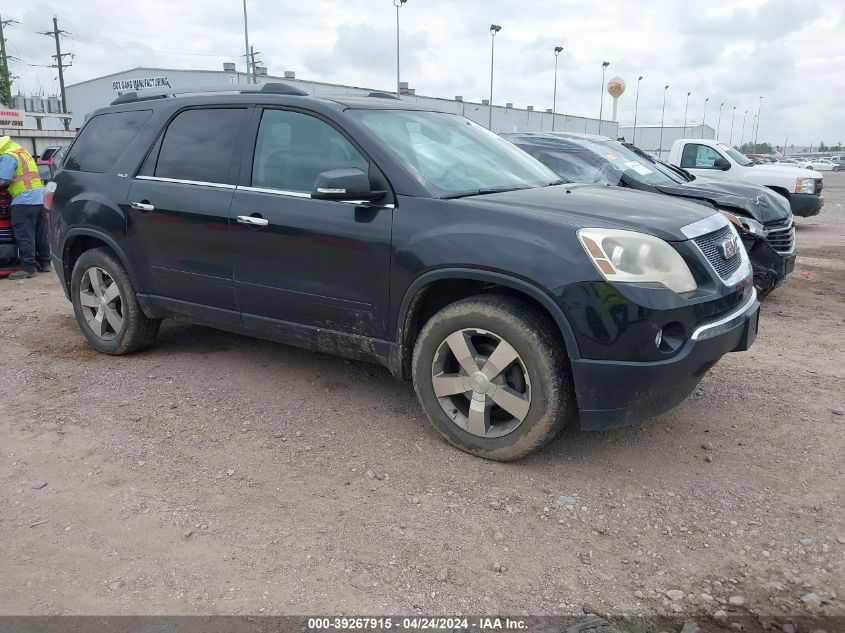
[412,295,575,461]
[70,248,160,355]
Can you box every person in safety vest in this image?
[0,136,50,280]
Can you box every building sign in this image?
[112,76,171,92]
[0,109,26,128]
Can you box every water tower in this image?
[607,76,626,122]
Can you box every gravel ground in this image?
[0,174,843,624]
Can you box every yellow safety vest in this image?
[0,136,44,198]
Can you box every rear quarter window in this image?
[64,110,152,173]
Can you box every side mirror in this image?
[311,168,386,202]
[713,157,731,171]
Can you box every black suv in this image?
[48,83,759,461]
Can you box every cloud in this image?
[3,0,843,145]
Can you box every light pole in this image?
[682,91,691,137]
[658,84,669,158]
[242,0,251,84]
[753,95,763,153]
[488,24,502,130]
[598,61,609,134]
[394,0,408,96]
[716,102,724,141]
[729,106,736,146]
[740,109,748,149]
[552,46,563,131]
[632,75,643,146]
[702,97,709,138]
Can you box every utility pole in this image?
[242,0,251,84]
[248,45,262,84]
[39,16,71,130]
[0,14,20,107]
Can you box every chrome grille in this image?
[693,225,742,279]
[764,220,795,254]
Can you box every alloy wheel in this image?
[431,328,531,438]
[78,266,124,340]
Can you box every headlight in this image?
[795,177,815,194]
[720,211,764,236]
[578,228,697,293]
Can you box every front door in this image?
[229,108,393,340]
[678,142,732,182]
[127,107,248,320]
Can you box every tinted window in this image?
[155,108,246,184]
[64,110,152,173]
[252,109,369,193]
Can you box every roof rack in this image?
[110,82,309,105]
[367,92,401,100]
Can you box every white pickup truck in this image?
[668,139,824,217]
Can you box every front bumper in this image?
[789,193,823,217]
[571,290,759,431]
[746,239,795,295]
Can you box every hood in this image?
[654,180,791,224]
[453,184,716,241]
[748,163,824,180]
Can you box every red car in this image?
[0,191,18,277]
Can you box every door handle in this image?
[130,202,155,212]
[237,215,269,227]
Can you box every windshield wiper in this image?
[547,179,566,186]
[439,185,530,200]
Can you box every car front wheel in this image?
[412,295,575,461]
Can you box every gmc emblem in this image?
[719,236,739,260]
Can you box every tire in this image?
[412,294,575,461]
[70,247,160,355]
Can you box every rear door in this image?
[229,107,393,340]
[127,107,248,322]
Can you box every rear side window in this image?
[64,110,152,173]
[153,108,246,184]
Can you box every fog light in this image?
[656,322,686,354]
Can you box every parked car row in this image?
[49,84,762,460]
[504,132,796,297]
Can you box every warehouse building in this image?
[65,66,617,137]
[618,124,716,159]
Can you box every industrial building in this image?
[617,124,716,158]
[64,66,618,137]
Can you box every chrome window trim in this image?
[236,185,395,208]
[691,289,758,341]
[135,175,236,189]
[238,185,311,198]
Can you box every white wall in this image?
[618,124,715,158]
[66,67,617,137]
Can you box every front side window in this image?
[349,110,558,197]
[717,143,753,166]
[154,108,246,184]
[64,110,152,173]
[680,143,725,169]
[252,109,369,193]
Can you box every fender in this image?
[394,267,582,361]
[60,227,140,293]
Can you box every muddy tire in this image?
[70,248,160,355]
[412,294,575,461]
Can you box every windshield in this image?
[522,137,686,187]
[717,143,754,166]
[349,110,559,197]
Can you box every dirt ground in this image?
[0,175,843,623]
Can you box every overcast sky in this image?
[6,0,844,146]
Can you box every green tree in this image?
[818,141,828,152]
